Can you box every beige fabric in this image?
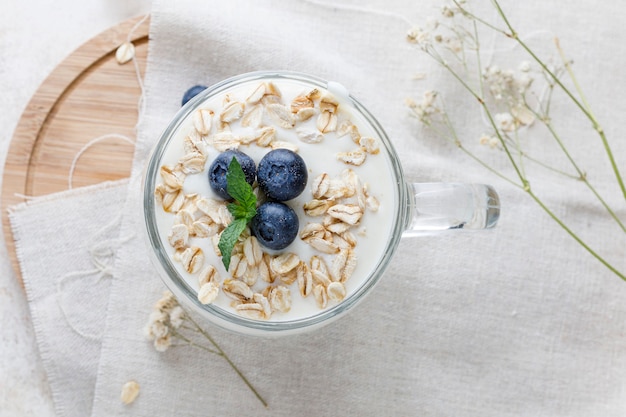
[88,1,626,415]
[8,180,129,417]
[8,0,626,416]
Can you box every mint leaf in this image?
[217,157,258,270]
[224,157,257,221]
[227,202,250,219]
[218,218,248,270]
[226,158,255,208]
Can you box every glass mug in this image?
[143,71,500,336]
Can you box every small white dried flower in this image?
[406,91,440,123]
[154,291,177,313]
[406,27,428,45]
[483,65,512,101]
[148,309,168,325]
[169,306,185,329]
[406,19,438,46]
[142,323,155,340]
[486,65,501,77]
[495,112,516,132]
[479,134,500,149]
[441,5,455,18]
[154,334,172,352]
[405,97,418,109]
[444,37,463,54]
[516,73,533,94]
[145,291,187,350]
[511,105,535,126]
[406,27,419,43]
[422,90,438,108]
[150,321,169,339]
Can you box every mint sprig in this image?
[217,157,257,270]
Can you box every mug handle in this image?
[403,183,500,237]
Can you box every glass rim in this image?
[143,70,408,334]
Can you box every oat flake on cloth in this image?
[90,1,626,416]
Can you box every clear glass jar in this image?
[143,71,499,336]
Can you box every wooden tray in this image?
[2,16,150,284]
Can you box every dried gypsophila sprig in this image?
[405,0,626,281]
[144,291,268,408]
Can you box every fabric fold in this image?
[8,179,129,417]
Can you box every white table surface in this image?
[0,1,151,415]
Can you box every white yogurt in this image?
[153,77,397,322]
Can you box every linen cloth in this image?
[77,0,626,416]
[0,1,150,415]
[8,180,129,417]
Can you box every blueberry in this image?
[181,85,207,106]
[251,202,299,250]
[208,150,256,200]
[257,149,308,201]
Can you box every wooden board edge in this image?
[1,15,150,285]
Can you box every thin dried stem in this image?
[553,37,626,201]
[489,0,626,201]
[171,329,221,355]
[185,314,269,408]
[408,0,625,279]
[527,189,626,282]
[427,47,528,186]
